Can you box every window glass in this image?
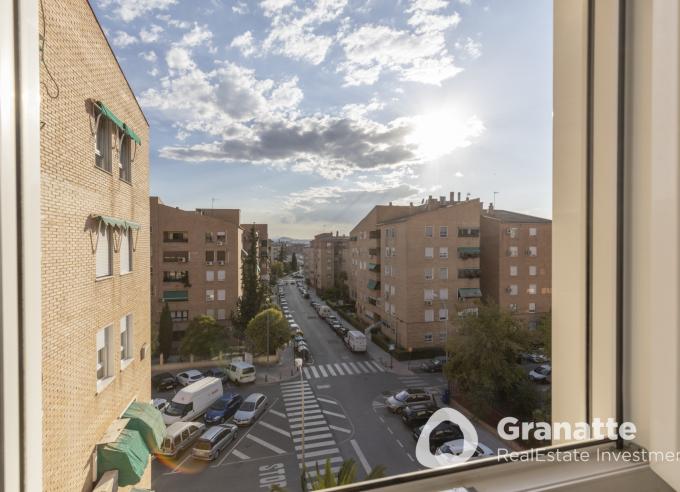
[120,227,132,273]
[119,136,131,182]
[95,223,112,278]
[95,116,111,171]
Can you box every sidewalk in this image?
[254,343,298,385]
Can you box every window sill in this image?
[95,165,113,176]
[119,177,132,185]
[96,376,114,394]
[120,358,133,371]
[119,271,133,277]
[95,275,113,282]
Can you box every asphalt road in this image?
[151,278,511,492]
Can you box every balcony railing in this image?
[368,248,379,257]
[163,253,189,262]
[457,247,480,259]
[458,268,481,279]
[458,227,480,237]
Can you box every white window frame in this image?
[206,289,215,302]
[424,310,434,323]
[95,223,112,279]
[439,226,448,238]
[424,289,434,301]
[217,289,226,301]
[508,246,519,257]
[439,246,449,258]
[95,115,112,172]
[119,135,132,183]
[120,227,132,274]
[120,314,133,370]
[438,308,448,321]
[529,227,537,236]
[206,270,215,282]
[217,309,226,320]
[423,333,433,343]
[424,268,433,280]
[96,325,114,393]
[528,303,536,313]
[528,284,537,295]
[509,284,518,296]
[206,308,215,318]
[424,225,433,237]
[529,265,537,276]
[510,265,518,277]
[424,247,434,259]
[439,267,448,280]
[439,288,449,300]
[217,270,226,281]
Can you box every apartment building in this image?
[306,232,350,292]
[351,194,482,349]
[240,223,270,282]
[150,199,242,351]
[39,1,152,490]
[480,207,552,328]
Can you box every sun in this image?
[407,109,485,161]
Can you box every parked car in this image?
[152,398,169,413]
[176,369,204,387]
[386,389,436,414]
[158,421,205,457]
[152,372,177,391]
[192,424,238,461]
[413,421,464,451]
[421,356,448,373]
[204,367,229,384]
[318,306,332,318]
[233,393,268,426]
[303,292,310,299]
[204,393,244,425]
[163,377,223,425]
[529,364,552,383]
[289,323,300,331]
[401,404,438,428]
[435,439,494,459]
[227,361,256,385]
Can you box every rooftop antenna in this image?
[493,191,499,208]
[211,197,217,209]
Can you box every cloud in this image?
[165,46,195,72]
[101,0,176,22]
[112,30,138,47]
[156,13,191,29]
[139,24,164,43]
[139,50,158,62]
[179,23,214,48]
[455,36,482,59]
[232,1,249,14]
[231,31,257,57]
[260,0,294,17]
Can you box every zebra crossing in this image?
[302,360,385,380]
[280,379,344,479]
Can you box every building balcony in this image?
[458,227,480,237]
[367,262,380,272]
[369,230,381,239]
[163,253,189,263]
[162,290,189,302]
[458,287,482,300]
[367,279,381,290]
[457,246,480,259]
[368,248,380,257]
[458,268,481,279]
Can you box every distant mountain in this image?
[272,237,310,244]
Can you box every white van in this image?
[158,421,205,457]
[162,377,223,425]
[227,361,256,384]
[318,305,332,318]
[346,331,367,352]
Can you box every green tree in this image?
[245,308,290,356]
[535,311,552,354]
[179,315,229,359]
[159,302,174,358]
[445,302,533,417]
[269,260,285,286]
[276,242,287,263]
[290,252,298,272]
[233,226,264,335]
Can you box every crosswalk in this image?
[302,360,385,380]
[280,379,344,480]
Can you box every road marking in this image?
[291,426,330,436]
[232,449,250,460]
[288,415,326,425]
[318,365,328,378]
[281,388,313,396]
[259,420,290,438]
[350,439,371,474]
[349,362,361,374]
[167,452,193,474]
[297,448,340,459]
[303,368,311,379]
[287,409,322,419]
[372,403,386,409]
[286,403,320,412]
[269,409,287,419]
[246,434,287,454]
[322,409,346,419]
[333,363,345,375]
[329,425,351,434]
[317,396,338,405]
[306,466,341,478]
[302,456,343,469]
[356,362,372,373]
[378,416,385,423]
[396,440,404,448]
[290,419,328,429]
[292,433,332,443]
[310,366,320,378]
[294,440,336,451]
[406,453,415,462]
[369,360,385,372]
[341,363,353,374]
[326,364,337,376]
[316,384,330,389]
[280,380,311,388]
[387,427,394,435]
[283,395,317,404]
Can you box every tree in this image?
[276,242,287,263]
[179,315,229,359]
[245,308,290,356]
[290,252,298,272]
[233,225,264,336]
[445,302,533,418]
[269,260,285,286]
[535,311,552,354]
[271,459,386,492]
[159,302,174,358]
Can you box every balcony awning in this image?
[367,279,380,290]
[97,429,149,487]
[458,247,480,254]
[162,290,188,302]
[122,402,165,454]
[458,288,482,299]
[367,262,380,272]
[96,101,142,145]
[93,215,141,231]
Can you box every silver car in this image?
[191,424,238,461]
[386,388,436,413]
[233,393,268,426]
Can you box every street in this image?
[151,281,509,492]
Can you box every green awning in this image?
[96,101,142,146]
[367,279,380,290]
[163,290,188,302]
[94,215,141,231]
[97,429,149,487]
[367,262,380,272]
[458,288,482,299]
[122,402,165,454]
[458,247,480,254]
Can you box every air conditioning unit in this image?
[217,260,225,265]
[206,260,213,265]
[178,257,186,263]
[217,241,224,246]
[424,300,433,306]
[505,287,513,293]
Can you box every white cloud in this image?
[102,0,176,22]
[260,0,294,17]
[231,31,257,57]
[139,50,158,62]
[341,98,384,119]
[232,1,249,14]
[148,67,160,77]
[165,46,195,72]
[179,23,214,48]
[112,30,138,47]
[455,36,482,59]
[139,24,164,43]
[156,13,191,29]
[459,0,472,4]
[455,171,464,177]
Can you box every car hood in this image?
[205,409,224,420]
[233,410,254,421]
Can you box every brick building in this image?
[306,232,350,292]
[480,207,552,328]
[39,0,152,490]
[150,199,243,352]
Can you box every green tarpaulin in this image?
[122,402,166,453]
[97,429,149,487]
[96,101,142,145]
[367,262,380,272]
[162,290,188,301]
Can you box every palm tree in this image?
[270,459,386,492]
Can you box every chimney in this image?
[428,195,433,202]
[336,230,339,237]
[409,202,413,207]
[450,191,455,203]
[389,201,393,206]
[457,192,461,201]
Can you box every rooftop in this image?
[483,209,552,224]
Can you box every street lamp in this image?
[294,357,305,473]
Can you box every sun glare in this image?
[407,110,485,161]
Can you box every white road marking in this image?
[318,365,328,378]
[290,419,328,429]
[282,388,313,396]
[302,456,344,468]
[310,366,320,378]
[269,409,287,419]
[317,397,338,405]
[396,440,404,448]
[316,384,330,389]
[167,452,193,475]
[333,363,345,375]
[350,439,371,474]
[291,426,330,436]
[322,409,346,419]
[326,364,337,376]
[303,368,311,379]
[406,453,415,462]
[283,396,317,404]
[280,380,310,388]
[294,440,336,451]
[356,362,372,373]
[369,360,385,372]
[232,449,250,460]
[287,409,322,419]
[349,362,361,373]
[286,403,320,412]
[387,427,394,435]
[297,448,340,459]
[246,434,287,455]
[378,416,385,423]
[306,466,341,478]
[341,363,353,374]
[258,420,290,438]
[292,433,332,443]
[329,425,351,434]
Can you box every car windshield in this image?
[161,438,174,452]
[239,402,255,412]
[536,366,550,375]
[165,401,188,417]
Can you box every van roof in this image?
[174,377,220,398]
[165,421,202,438]
[230,361,254,369]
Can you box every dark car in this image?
[151,372,177,391]
[413,420,464,451]
[204,393,244,425]
[421,356,448,373]
[204,367,229,384]
[401,404,437,428]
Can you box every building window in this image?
[508,227,519,238]
[120,227,132,274]
[507,246,519,257]
[439,332,447,342]
[217,309,226,320]
[424,268,433,280]
[527,246,538,257]
[390,285,395,296]
[205,251,214,264]
[529,265,537,276]
[529,227,537,237]
[509,303,518,312]
[424,247,434,259]
[510,265,518,276]
[119,136,131,183]
[458,227,480,237]
[96,223,112,278]
[206,289,215,302]
[528,284,537,295]
[439,226,448,238]
[206,309,215,318]
[206,270,215,282]
[96,325,113,392]
[170,310,189,321]
[529,302,536,313]
[217,289,226,301]
[424,310,434,322]
[439,288,448,300]
[508,284,518,296]
[217,231,226,243]
[424,289,434,301]
[163,231,188,242]
[217,270,226,281]
[424,333,433,343]
[425,225,433,237]
[217,251,226,265]
[439,247,449,258]
[120,314,133,369]
[205,232,214,243]
[384,302,390,313]
[439,308,448,321]
[439,267,448,280]
[95,115,111,172]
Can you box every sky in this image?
[92,0,552,239]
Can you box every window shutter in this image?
[120,228,131,273]
[96,224,111,277]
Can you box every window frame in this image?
[119,134,132,183]
[96,325,114,393]
[95,222,113,279]
[120,313,133,370]
[95,113,112,173]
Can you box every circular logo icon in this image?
[415,407,479,468]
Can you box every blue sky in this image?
[93,0,552,238]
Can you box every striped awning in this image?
[162,290,188,302]
[96,101,142,145]
[93,215,140,231]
